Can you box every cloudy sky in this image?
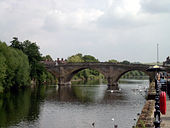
[0,0,170,63]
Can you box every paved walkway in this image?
[161,97,170,128]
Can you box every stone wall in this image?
[147,82,156,100]
[135,100,155,128]
[135,82,155,128]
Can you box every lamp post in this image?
[154,79,161,128]
[146,65,165,128]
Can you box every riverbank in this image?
[135,82,155,128]
[135,81,170,128]
[135,100,155,128]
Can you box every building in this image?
[163,56,170,66]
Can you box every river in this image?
[0,79,149,128]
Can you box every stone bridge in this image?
[43,62,155,87]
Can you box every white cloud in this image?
[114,0,141,16]
[141,0,170,14]
[0,0,170,63]
[43,9,104,31]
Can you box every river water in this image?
[0,79,149,128]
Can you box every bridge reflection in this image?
[45,85,126,103]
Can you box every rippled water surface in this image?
[0,79,149,128]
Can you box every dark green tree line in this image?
[0,41,30,92]
[10,37,56,85]
[0,38,56,92]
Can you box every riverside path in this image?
[161,99,170,128]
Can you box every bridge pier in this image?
[107,76,119,89]
[108,82,118,86]
[44,62,155,89]
[107,83,119,90]
[58,82,71,86]
[107,85,119,90]
[107,76,118,86]
[58,77,71,86]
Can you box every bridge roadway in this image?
[43,62,156,87]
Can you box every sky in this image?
[0,0,170,63]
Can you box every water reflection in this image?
[0,88,42,127]
[0,79,149,128]
[44,85,126,104]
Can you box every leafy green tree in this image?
[10,39,42,83]
[42,55,53,61]
[67,53,84,62]
[22,40,42,62]
[14,50,30,87]
[67,53,105,82]
[121,60,130,64]
[10,38,56,85]
[108,59,118,63]
[82,55,99,62]
[0,38,56,91]
[10,37,23,50]
[0,41,30,90]
[46,72,56,84]
[0,52,7,92]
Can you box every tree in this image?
[82,55,99,62]
[108,59,118,63]
[10,37,23,50]
[42,55,53,61]
[67,53,105,82]
[14,49,30,87]
[10,38,43,82]
[67,53,84,62]
[10,38,57,85]
[22,40,42,81]
[121,60,130,64]
[22,40,42,62]
[0,41,30,90]
[0,50,7,92]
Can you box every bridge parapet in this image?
[41,61,152,67]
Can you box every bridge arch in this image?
[45,68,60,80]
[43,62,155,86]
[114,69,154,83]
[64,67,108,84]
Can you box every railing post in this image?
[154,78,161,128]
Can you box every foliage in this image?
[10,37,23,50]
[108,59,118,63]
[119,61,147,79]
[67,53,84,62]
[134,120,146,128]
[120,60,130,64]
[0,41,30,90]
[42,55,53,61]
[10,37,56,85]
[0,37,56,92]
[67,53,104,82]
[82,55,99,62]
[0,54,6,90]
[121,70,147,79]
